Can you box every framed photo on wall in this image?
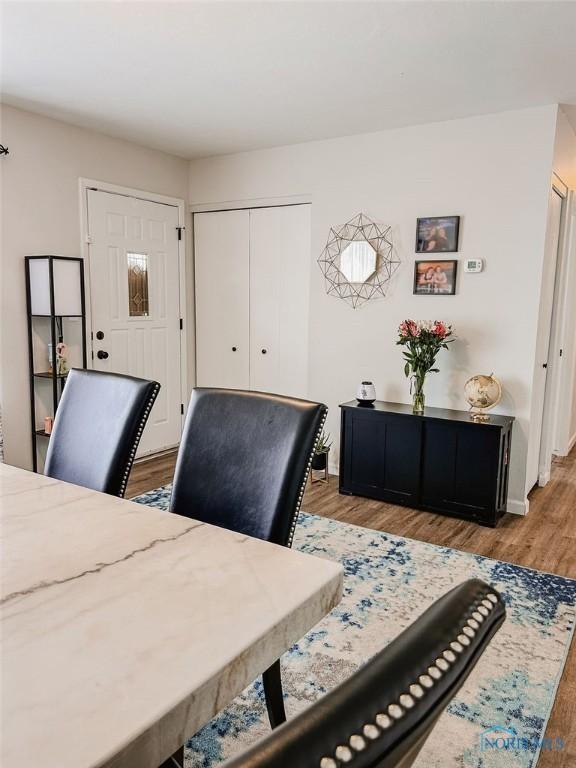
[413,259,458,295]
[416,216,460,253]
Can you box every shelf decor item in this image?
[318,213,400,309]
[356,381,376,405]
[397,320,454,414]
[464,373,502,422]
[56,341,69,376]
[25,255,87,471]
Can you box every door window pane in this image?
[127,252,149,317]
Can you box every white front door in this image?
[87,189,182,455]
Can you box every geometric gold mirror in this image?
[318,213,400,308]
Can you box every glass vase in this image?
[412,385,425,414]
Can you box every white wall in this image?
[0,105,190,469]
[189,105,558,513]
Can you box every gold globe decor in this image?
[464,374,502,422]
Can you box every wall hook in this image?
[0,145,9,156]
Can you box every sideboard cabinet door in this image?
[421,421,500,522]
[341,410,422,505]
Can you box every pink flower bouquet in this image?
[397,320,454,412]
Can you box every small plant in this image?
[315,430,332,454]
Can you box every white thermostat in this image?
[464,258,483,273]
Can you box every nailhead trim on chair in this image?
[409,683,425,699]
[118,384,160,498]
[286,409,328,548]
[363,724,380,740]
[375,713,392,729]
[318,590,500,766]
[335,745,353,762]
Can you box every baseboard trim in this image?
[134,446,178,464]
[538,470,551,487]
[507,497,529,516]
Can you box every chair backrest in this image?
[222,579,506,768]
[170,388,327,545]
[44,369,160,497]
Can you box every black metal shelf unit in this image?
[25,256,87,471]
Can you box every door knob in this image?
[261,348,267,354]
[97,350,109,360]
[96,330,104,340]
[232,346,237,352]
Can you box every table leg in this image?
[159,745,184,768]
[262,658,287,728]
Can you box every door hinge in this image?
[85,234,94,244]
[176,226,185,241]
[559,348,563,357]
[179,318,183,330]
[180,403,184,415]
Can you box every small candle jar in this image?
[356,381,376,405]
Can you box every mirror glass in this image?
[339,240,377,283]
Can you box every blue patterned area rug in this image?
[133,486,575,768]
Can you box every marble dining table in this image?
[0,463,343,768]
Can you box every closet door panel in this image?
[249,205,311,398]
[194,210,250,389]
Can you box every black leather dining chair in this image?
[221,579,505,768]
[44,368,160,497]
[170,387,328,728]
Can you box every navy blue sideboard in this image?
[339,400,514,527]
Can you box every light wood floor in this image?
[127,449,576,767]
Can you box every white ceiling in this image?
[2,1,576,159]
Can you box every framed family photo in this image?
[413,259,458,295]
[416,215,460,253]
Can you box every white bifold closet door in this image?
[194,204,311,399]
[194,209,250,390]
[249,205,311,397]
